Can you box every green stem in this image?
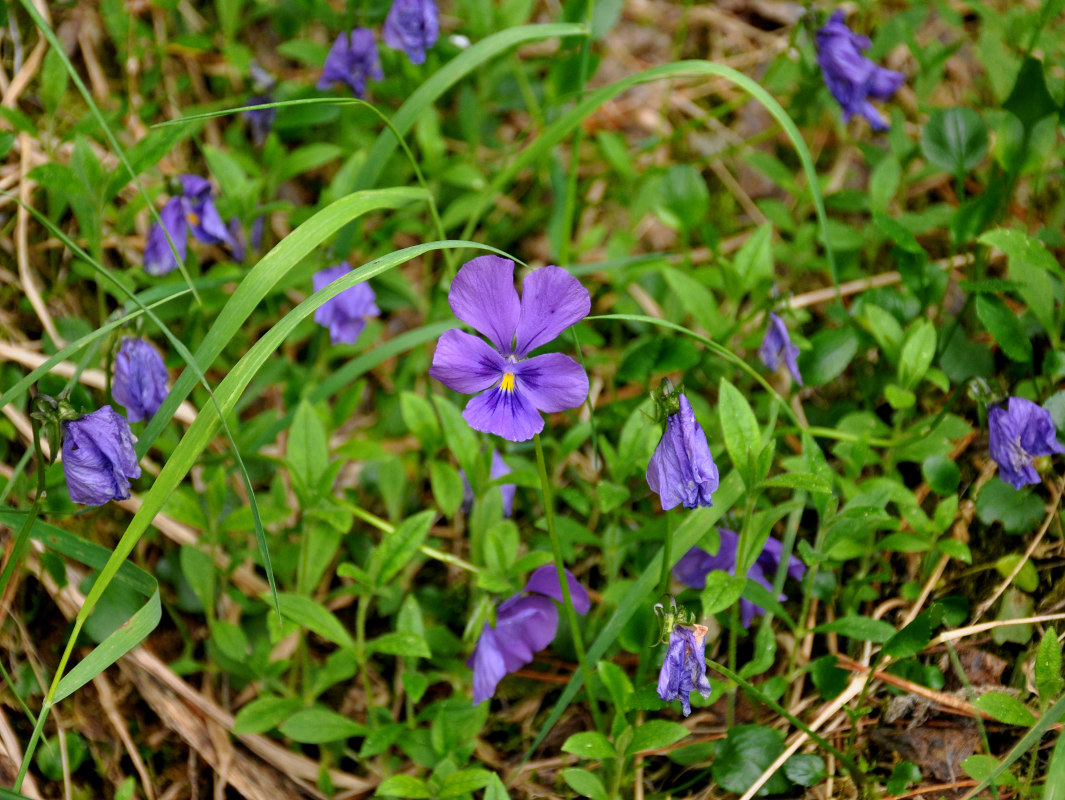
[533,433,604,734]
[356,591,377,731]
[659,511,674,594]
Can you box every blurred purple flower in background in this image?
[989,397,1064,489]
[673,528,805,628]
[312,263,380,345]
[468,565,591,703]
[759,312,803,386]
[429,256,590,442]
[384,0,439,65]
[647,393,719,510]
[62,406,142,506]
[317,29,383,97]
[144,175,233,276]
[243,62,277,146]
[816,10,904,131]
[112,338,168,423]
[462,449,517,517]
[657,622,712,717]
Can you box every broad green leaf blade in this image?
[274,593,357,651]
[719,377,761,488]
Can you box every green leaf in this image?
[974,693,1037,727]
[962,754,1019,787]
[761,472,832,493]
[1003,56,1060,132]
[429,460,465,516]
[921,107,989,176]
[711,725,789,796]
[400,391,441,449]
[279,708,367,743]
[731,223,774,291]
[562,732,617,759]
[975,294,1032,362]
[597,661,634,715]
[809,655,848,700]
[922,455,960,495]
[659,164,710,232]
[799,327,859,387]
[702,570,747,617]
[718,377,761,487]
[662,267,722,336]
[995,554,1039,593]
[898,318,936,390]
[1036,628,1064,703]
[376,775,432,799]
[560,768,607,800]
[232,696,303,735]
[370,510,435,588]
[883,609,936,660]
[628,720,690,754]
[1046,731,1065,800]
[976,480,1044,534]
[434,395,483,489]
[274,593,356,651]
[979,228,1061,337]
[814,615,896,643]
[368,632,431,658]
[438,769,494,798]
[784,754,826,786]
[288,401,329,490]
[886,762,922,795]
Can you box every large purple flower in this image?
[674,529,805,628]
[989,397,1064,490]
[112,338,168,423]
[429,256,590,442]
[468,565,591,704]
[312,263,380,345]
[144,175,234,276]
[647,393,719,510]
[816,11,904,132]
[317,29,383,98]
[657,623,712,717]
[62,406,142,506]
[383,0,439,65]
[462,449,517,517]
[759,313,803,386]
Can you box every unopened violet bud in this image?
[313,263,380,345]
[759,313,803,386]
[657,623,712,717]
[646,393,719,510]
[112,338,169,423]
[383,0,439,65]
[988,397,1064,490]
[317,28,384,98]
[62,406,142,506]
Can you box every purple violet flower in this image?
[657,623,712,717]
[144,175,233,276]
[673,529,805,628]
[815,11,904,132]
[317,29,384,98]
[112,338,169,423]
[647,393,719,510]
[462,449,517,517]
[383,0,439,65]
[312,263,380,345]
[243,94,277,147]
[759,313,803,386]
[62,405,142,506]
[988,397,1064,490]
[468,564,591,704]
[227,218,246,263]
[429,255,591,442]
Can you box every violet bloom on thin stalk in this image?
[317,29,383,97]
[144,175,234,276]
[647,391,719,510]
[62,406,142,506]
[655,598,712,717]
[816,11,904,132]
[112,338,168,423]
[759,312,803,386]
[429,255,591,442]
[383,0,439,65]
[313,263,380,345]
[988,397,1064,490]
[673,528,805,628]
[468,565,591,703]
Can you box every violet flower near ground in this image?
[243,62,277,146]
[468,565,591,703]
[429,255,590,442]
[312,263,380,345]
[816,10,904,132]
[988,397,1064,490]
[647,393,719,510]
[62,405,142,506]
[657,623,713,717]
[673,528,805,628]
[462,449,517,517]
[383,0,439,65]
[317,29,383,98]
[112,338,168,423]
[144,175,234,276]
[759,312,803,386]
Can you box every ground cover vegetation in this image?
[1,0,1065,797]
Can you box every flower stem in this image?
[533,433,604,734]
[659,510,674,595]
[356,590,377,730]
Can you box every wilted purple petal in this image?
[383,0,439,65]
[513,353,589,414]
[657,624,712,717]
[144,198,187,276]
[429,329,506,394]
[62,406,141,506]
[112,338,168,423]
[759,313,803,386]
[463,386,544,442]
[448,255,521,353]
[646,394,719,510]
[312,263,380,345]
[523,564,591,615]
[513,266,591,357]
[989,397,1064,490]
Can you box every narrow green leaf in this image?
[280,709,366,743]
[975,293,1032,362]
[274,593,356,651]
[974,692,1037,726]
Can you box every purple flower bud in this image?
[112,338,169,423]
[759,313,803,386]
[816,11,904,131]
[461,449,517,517]
[646,393,719,510]
[312,263,380,345]
[988,397,1064,490]
[317,29,384,98]
[62,406,142,506]
[657,623,712,717]
[383,0,439,65]
[143,175,232,276]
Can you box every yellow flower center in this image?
[499,373,515,392]
[186,211,200,226]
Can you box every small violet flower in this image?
[243,63,277,147]
[468,565,591,704]
[462,449,517,517]
[317,29,383,98]
[429,255,590,442]
[816,11,904,132]
[673,529,805,628]
[988,397,1064,490]
[647,393,719,510]
[62,405,142,506]
[112,338,169,423]
[144,175,234,276]
[657,623,712,717]
[759,313,803,386]
[383,0,439,65]
[312,263,380,345]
